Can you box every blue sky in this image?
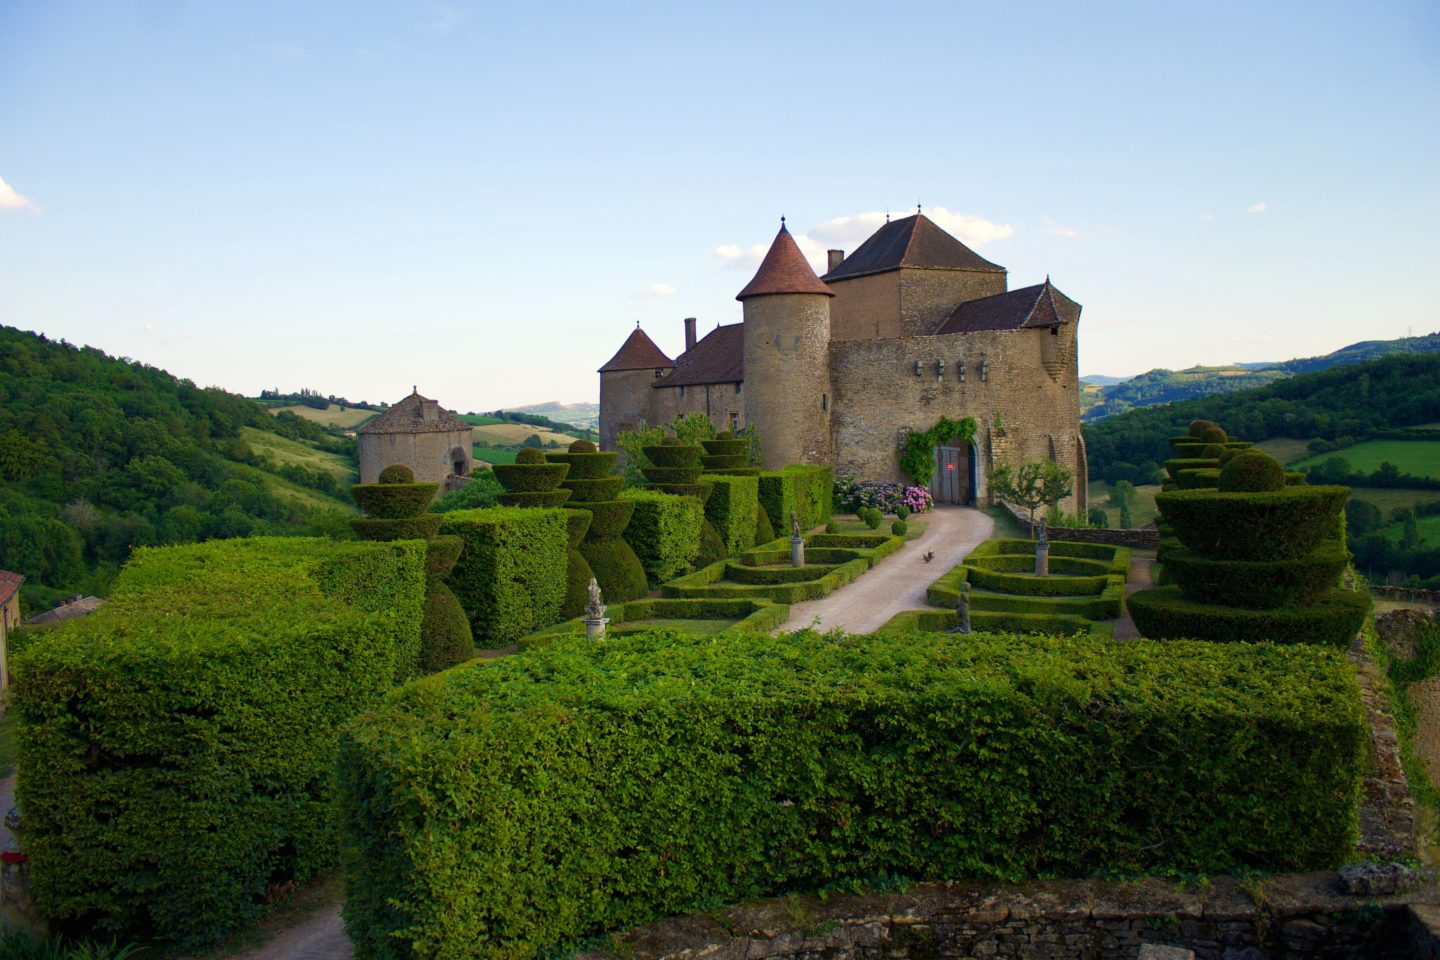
[2,1,1436,412]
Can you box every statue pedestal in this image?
[584,617,609,642]
[790,536,806,568]
[1034,542,1050,577]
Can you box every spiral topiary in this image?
[1218,451,1285,493]
[1199,426,1229,444]
[378,463,415,484]
[1188,420,1218,438]
[547,448,646,601]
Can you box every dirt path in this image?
[220,902,350,960]
[1110,555,1155,641]
[779,506,994,635]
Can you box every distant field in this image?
[232,461,355,512]
[1292,439,1440,479]
[1381,513,1440,545]
[473,446,519,465]
[240,426,358,483]
[460,414,505,426]
[1346,487,1440,518]
[1087,481,1161,529]
[1254,437,1313,465]
[472,423,579,446]
[271,403,375,429]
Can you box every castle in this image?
[599,213,1087,513]
[358,389,474,488]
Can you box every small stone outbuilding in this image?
[358,389,474,488]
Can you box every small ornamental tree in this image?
[988,460,1074,536]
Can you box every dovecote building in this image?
[599,213,1086,513]
[357,389,475,488]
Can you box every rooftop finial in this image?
[885,207,890,223]
[917,202,923,215]
[412,385,417,394]
[636,319,640,328]
[780,215,786,228]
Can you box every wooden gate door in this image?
[933,446,963,503]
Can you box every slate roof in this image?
[358,390,471,435]
[655,323,745,388]
[821,213,1005,282]
[736,223,835,301]
[27,595,103,625]
[934,280,1082,335]
[0,571,22,608]
[599,327,675,373]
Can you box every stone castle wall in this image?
[359,428,473,485]
[743,293,832,469]
[599,367,662,450]
[829,324,1085,514]
[829,272,901,340]
[652,382,746,435]
[897,267,1006,338]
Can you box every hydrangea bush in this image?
[834,477,932,515]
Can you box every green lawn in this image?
[1349,487,1440,518]
[240,426,358,483]
[473,446,519,465]
[1254,437,1314,466]
[460,414,504,426]
[985,506,1025,538]
[827,515,928,541]
[1381,513,1440,545]
[1086,481,1161,529]
[1292,439,1440,479]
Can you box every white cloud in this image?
[0,175,38,212]
[1042,216,1081,238]
[631,282,676,299]
[1246,201,1267,214]
[715,206,1015,274]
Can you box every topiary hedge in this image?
[352,482,439,519]
[1175,467,1221,489]
[353,514,444,542]
[695,520,728,568]
[876,608,1112,639]
[620,489,704,586]
[560,476,626,501]
[339,629,1365,960]
[755,507,776,545]
[546,450,617,479]
[492,463,570,493]
[440,507,569,646]
[520,598,789,649]
[419,583,474,673]
[577,537,649,601]
[1218,451,1285,493]
[1128,585,1370,647]
[757,472,797,535]
[497,489,573,508]
[642,444,704,470]
[1163,542,1350,609]
[425,536,464,580]
[701,473,759,556]
[377,464,415,484]
[549,450,646,601]
[1165,458,1217,483]
[784,464,833,528]
[1157,486,1350,561]
[15,537,427,947]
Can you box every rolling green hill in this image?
[0,326,357,614]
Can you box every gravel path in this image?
[1111,555,1155,641]
[779,506,994,635]
[222,903,350,960]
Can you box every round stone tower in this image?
[738,220,835,469]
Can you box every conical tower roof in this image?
[599,326,674,373]
[736,222,835,301]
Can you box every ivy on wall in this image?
[900,416,978,486]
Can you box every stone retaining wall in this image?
[579,874,1437,960]
[1007,505,1160,549]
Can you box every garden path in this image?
[1111,555,1156,641]
[778,505,993,635]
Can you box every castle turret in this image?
[598,325,673,450]
[738,220,835,469]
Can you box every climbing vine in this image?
[900,415,977,486]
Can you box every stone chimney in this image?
[684,316,697,353]
[420,398,439,420]
[827,250,845,273]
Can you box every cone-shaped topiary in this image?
[378,463,415,484]
[494,449,572,508]
[755,507,776,545]
[352,483,439,519]
[1218,451,1285,493]
[419,583,475,672]
[547,449,646,602]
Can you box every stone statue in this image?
[949,581,972,635]
[1036,516,1049,546]
[790,512,802,539]
[584,577,606,620]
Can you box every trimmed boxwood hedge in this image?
[702,473,759,556]
[696,520,728,568]
[785,464,834,528]
[1164,542,1350,609]
[638,466,703,485]
[1129,584,1370,647]
[497,489,572,508]
[561,549,596,621]
[441,507,569,646]
[876,608,1112,639]
[574,499,635,538]
[757,472,797,535]
[15,537,427,947]
[1175,467,1220,489]
[726,562,841,585]
[755,507,775,545]
[1165,458,1217,483]
[339,629,1365,960]
[420,582,474,672]
[353,514,444,542]
[546,450,617,480]
[492,463,570,493]
[578,537,649,602]
[560,476,626,501]
[425,536,464,580]
[700,454,749,471]
[352,482,440,518]
[620,489,704,586]
[700,438,749,458]
[519,598,789,648]
[642,444,704,470]
[1157,486,1351,561]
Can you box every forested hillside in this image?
[1083,354,1440,486]
[0,327,356,613]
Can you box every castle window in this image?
[730,414,739,431]
[654,369,664,379]
[1050,325,1059,336]
[735,381,742,395]
[679,386,686,399]
[822,393,829,411]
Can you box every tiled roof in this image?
[935,280,1081,335]
[358,390,471,435]
[0,571,22,607]
[736,223,835,301]
[599,327,675,373]
[655,323,744,388]
[26,595,103,625]
[821,213,1005,282]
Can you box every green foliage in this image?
[0,930,144,960]
[522,598,789,648]
[620,489,704,585]
[14,537,426,946]
[420,582,474,672]
[425,536,464,580]
[440,508,569,646]
[547,450,618,480]
[824,520,839,533]
[568,439,598,453]
[896,505,911,520]
[783,464,833,527]
[562,477,626,501]
[642,444,702,470]
[1189,419,1218,437]
[988,460,1074,531]
[353,514,444,542]
[496,489,572,508]
[575,499,635,539]
[900,416,978,486]
[1164,458,1216,483]
[877,608,1112,639]
[339,629,1365,960]
[493,463,570,493]
[755,506,776,545]
[701,474,759,556]
[925,540,1129,619]
[891,519,908,536]
[860,507,882,529]
[1218,451,1286,493]
[1157,486,1350,560]
[696,520,728,568]
[1163,542,1349,609]
[560,550,596,620]
[352,482,438,518]
[1128,585,1369,647]
[1176,467,1221,490]
[430,472,503,513]
[663,535,903,604]
[516,448,547,465]
[1088,507,1110,528]
[378,464,415,484]
[1199,426,1229,444]
[578,537,649,602]
[616,414,718,486]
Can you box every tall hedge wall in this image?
[13,537,427,947]
[784,464,833,528]
[339,629,1364,960]
[440,507,569,646]
[701,473,758,556]
[620,489,703,586]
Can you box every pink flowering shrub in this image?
[834,477,932,515]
